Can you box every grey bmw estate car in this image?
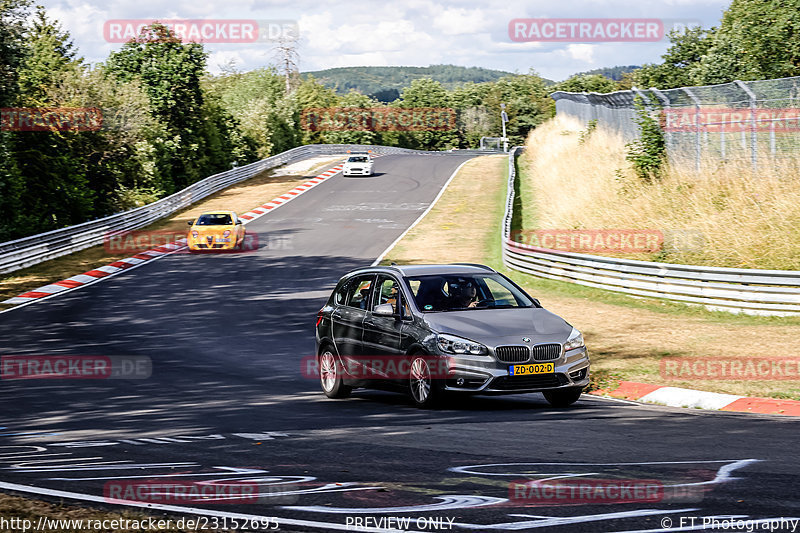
[315,264,590,408]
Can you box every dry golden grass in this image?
[382,155,507,264]
[0,157,343,306]
[539,291,800,399]
[380,146,800,400]
[520,115,800,269]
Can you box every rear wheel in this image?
[543,387,583,407]
[319,348,351,399]
[409,355,442,408]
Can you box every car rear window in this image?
[334,275,375,309]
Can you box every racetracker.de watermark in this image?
[1,355,151,380]
[661,358,800,381]
[104,480,299,505]
[662,108,800,132]
[510,479,662,505]
[303,355,456,380]
[510,229,663,254]
[510,228,705,254]
[103,19,298,43]
[508,18,701,42]
[1,107,102,132]
[104,230,260,253]
[300,107,457,132]
[509,478,706,506]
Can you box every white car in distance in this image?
[342,152,374,176]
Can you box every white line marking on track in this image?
[581,395,641,406]
[449,459,760,482]
[453,508,700,530]
[285,494,507,514]
[8,462,197,472]
[0,481,424,533]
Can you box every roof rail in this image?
[449,263,495,272]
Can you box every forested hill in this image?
[572,65,640,81]
[302,64,517,101]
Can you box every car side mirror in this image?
[532,298,541,307]
[372,303,394,316]
[235,220,242,225]
[187,220,193,226]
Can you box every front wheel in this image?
[319,349,351,399]
[543,387,583,407]
[409,355,442,408]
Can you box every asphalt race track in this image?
[0,154,798,532]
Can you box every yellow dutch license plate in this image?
[509,363,554,376]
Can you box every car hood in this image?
[421,307,573,345]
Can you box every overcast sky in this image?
[42,0,730,81]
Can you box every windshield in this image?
[347,156,369,163]
[195,214,233,226]
[404,273,534,312]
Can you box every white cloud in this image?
[432,7,487,36]
[38,0,729,80]
[564,43,595,63]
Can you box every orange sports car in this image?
[187,211,246,251]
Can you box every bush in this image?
[113,185,164,211]
[625,98,665,181]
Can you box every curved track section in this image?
[0,154,798,532]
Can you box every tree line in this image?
[0,1,555,241]
[302,64,521,102]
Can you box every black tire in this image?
[543,387,583,407]
[408,354,443,408]
[319,347,351,399]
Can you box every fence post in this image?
[682,87,702,172]
[734,79,758,171]
[650,88,671,161]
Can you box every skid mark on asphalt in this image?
[0,435,784,532]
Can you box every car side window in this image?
[374,276,401,314]
[334,281,350,305]
[346,276,374,310]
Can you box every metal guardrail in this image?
[501,149,800,317]
[0,144,496,275]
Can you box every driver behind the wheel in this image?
[449,280,478,308]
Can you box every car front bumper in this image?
[188,238,236,250]
[440,347,591,393]
[343,167,372,175]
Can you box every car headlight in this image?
[222,230,231,238]
[437,333,487,355]
[564,328,584,351]
[191,231,199,238]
